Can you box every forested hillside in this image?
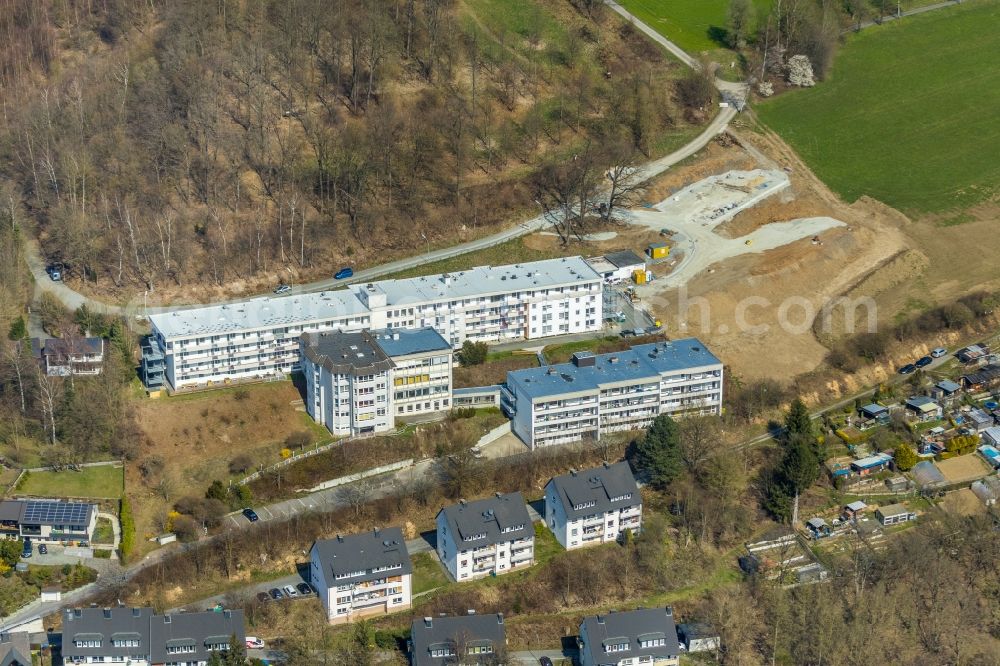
[0,0,707,302]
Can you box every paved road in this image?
[847,0,962,31]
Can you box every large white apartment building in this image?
[146,257,603,390]
[310,528,413,625]
[301,327,453,436]
[544,462,642,550]
[501,339,723,449]
[578,607,681,666]
[436,493,534,582]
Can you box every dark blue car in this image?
[334,267,353,280]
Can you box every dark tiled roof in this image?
[0,632,30,666]
[300,330,394,376]
[438,493,532,548]
[579,607,680,665]
[311,528,412,584]
[148,610,245,663]
[547,462,640,520]
[410,614,506,666]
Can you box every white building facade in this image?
[436,493,534,582]
[502,339,723,449]
[310,529,412,625]
[545,462,642,550]
[301,328,453,436]
[147,257,602,390]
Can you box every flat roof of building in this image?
[369,327,450,358]
[507,338,721,401]
[877,503,910,516]
[604,249,646,269]
[361,256,599,307]
[584,256,617,275]
[150,256,600,339]
[150,290,368,339]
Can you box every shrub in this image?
[458,340,488,366]
[284,431,311,450]
[119,497,135,563]
[228,454,253,475]
[94,549,112,559]
[233,388,250,401]
[280,448,292,459]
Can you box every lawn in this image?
[411,552,450,595]
[454,353,538,388]
[757,1,1000,215]
[17,465,123,499]
[618,0,772,53]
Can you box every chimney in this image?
[336,534,344,543]
[597,615,605,624]
[569,469,577,477]
[103,608,112,620]
[467,609,476,615]
[495,492,502,499]
[373,527,381,538]
[132,608,141,618]
[459,499,467,506]
[424,617,433,628]
[497,614,504,625]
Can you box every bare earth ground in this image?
[939,488,986,517]
[630,125,912,380]
[935,454,993,485]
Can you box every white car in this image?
[931,347,947,358]
[282,584,298,597]
[245,636,265,649]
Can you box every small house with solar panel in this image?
[0,499,97,545]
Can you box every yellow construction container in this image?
[633,269,647,285]
[647,242,669,259]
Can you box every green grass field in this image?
[757,1,1000,215]
[17,465,124,499]
[618,0,772,53]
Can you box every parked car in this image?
[915,356,933,368]
[334,267,354,280]
[296,582,313,596]
[242,508,259,523]
[898,364,916,375]
[619,329,635,339]
[46,264,63,281]
[273,284,292,295]
[21,539,31,559]
[268,588,283,600]
[931,347,948,358]
[256,592,270,603]
[282,585,299,598]
[539,658,554,666]
[38,544,48,555]
[245,636,265,649]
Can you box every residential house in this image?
[858,403,888,421]
[961,364,1000,392]
[61,606,244,666]
[544,462,642,550]
[884,476,909,493]
[146,256,603,390]
[436,493,534,582]
[578,607,681,666]
[0,499,97,545]
[851,453,892,477]
[875,504,916,526]
[930,380,962,405]
[31,337,104,376]
[409,613,506,666]
[0,632,30,666]
[957,344,988,365]
[842,501,867,522]
[310,528,413,624]
[676,623,719,654]
[965,407,994,434]
[904,396,942,422]
[806,517,831,539]
[301,327,453,436]
[502,339,723,449]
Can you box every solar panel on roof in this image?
[22,501,90,525]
